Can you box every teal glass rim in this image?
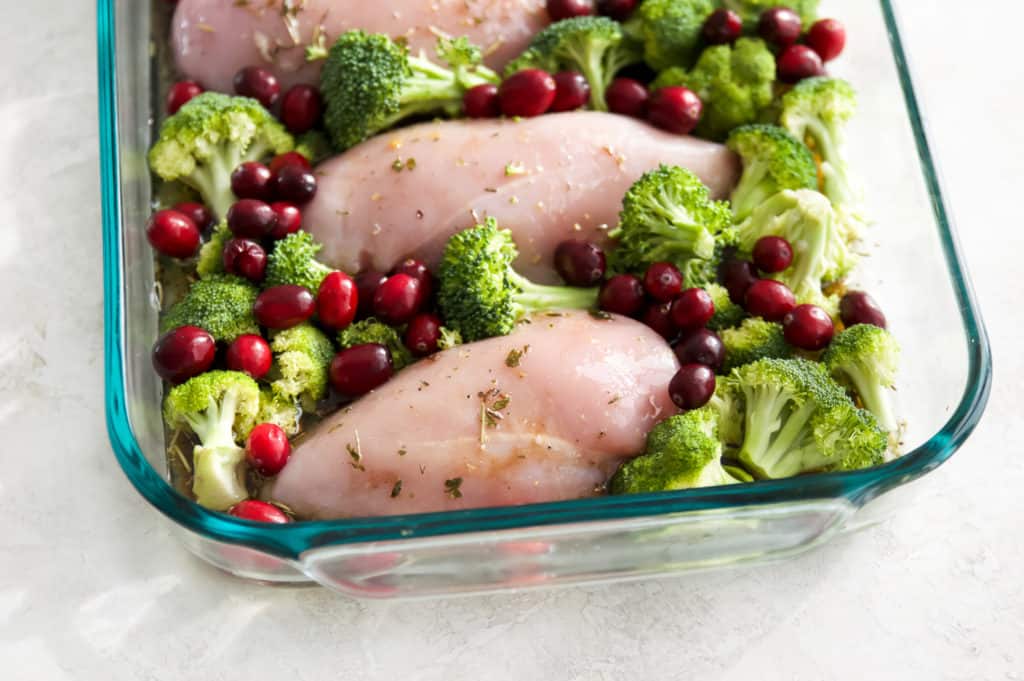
[98,0,992,560]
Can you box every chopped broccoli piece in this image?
[437,326,463,351]
[337,318,413,370]
[257,387,302,437]
[726,124,818,220]
[811,400,888,472]
[506,16,641,111]
[269,324,335,409]
[294,130,332,165]
[680,228,740,290]
[438,219,600,341]
[622,0,716,72]
[609,165,732,275]
[720,0,819,29]
[709,377,744,448]
[160,274,259,342]
[263,232,337,291]
[196,220,230,278]
[163,370,260,510]
[148,92,294,219]
[721,317,793,372]
[610,407,742,494]
[822,324,900,432]
[321,31,497,151]
[705,282,747,331]
[652,38,776,141]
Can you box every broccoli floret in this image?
[160,274,259,342]
[610,407,742,494]
[705,282,747,331]
[163,370,260,510]
[507,16,641,111]
[263,232,337,291]
[727,124,818,220]
[196,220,230,278]
[735,189,857,305]
[709,377,744,448]
[294,130,332,165]
[437,326,463,351]
[321,31,498,151]
[680,228,740,290]
[269,324,335,409]
[148,93,294,219]
[720,0,819,29]
[780,77,859,210]
[622,0,716,72]
[257,387,302,437]
[653,38,776,141]
[822,324,900,432]
[721,317,793,372]
[438,219,600,341]
[337,318,414,370]
[812,401,888,472]
[609,165,732,275]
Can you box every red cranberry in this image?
[356,270,388,318]
[228,500,290,523]
[230,161,273,200]
[268,202,302,239]
[269,151,312,174]
[273,164,318,204]
[392,258,436,300]
[404,313,444,356]
[641,302,677,340]
[596,0,637,21]
[807,18,846,62]
[317,271,359,330]
[606,78,649,117]
[246,423,291,476]
[463,83,501,118]
[554,240,606,287]
[500,69,557,118]
[551,71,591,112]
[233,66,280,108]
[172,202,214,232]
[703,9,743,45]
[225,334,273,379]
[674,328,725,372]
[647,86,703,135]
[719,258,759,304]
[546,0,595,20]
[758,7,803,47]
[227,199,278,239]
[643,262,684,302]
[840,291,887,329]
[744,279,796,321]
[166,81,203,115]
[783,304,835,350]
[151,326,216,384]
[777,45,825,84]
[373,274,423,324]
[222,238,267,282]
[253,285,316,329]
[599,274,645,316]
[329,344,395,397]
[280,84,322,134]
[671,288,715,329]
[146,209,200,259]
[669,364,716,410]
[753,236,794,273]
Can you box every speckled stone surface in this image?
[0,1,1020,679]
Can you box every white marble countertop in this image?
[1,1,1020,679]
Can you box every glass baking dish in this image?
[98,0,992,598]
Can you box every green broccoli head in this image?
[720,0,819,29]
[609,165,732,275]
[705,282,747,331]
[160,274,259,342]
[811,400,887,472]
[438,219,599,341]
[653,37,776,141]
[507,16,641,111]
[610,407,742,494]
[822,324,900,432]
[321,31,496,151]
[148,92,294,219]
[780,77,859,209]
[263,232,337,291]
[163,370,260,510]
[196,220,230,278]
[727,124,818,220]
[257,387,302,437]
[337,318,414,370]
[623,0,715,71]
[721,317,793,372]
[269,324,335,409]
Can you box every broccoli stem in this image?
[192,445,248,510]
[508,271,599,312]
[841,365,897,432]
[755,401,817,478]
[730,159,772,219]
[187,140,273,219]
[738,385,790,470]
[802,119,853,207]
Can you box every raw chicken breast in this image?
[267,312,679,518]
[171,0,548,93]
[305,112,741,283]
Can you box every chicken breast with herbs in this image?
[267,312,679,518]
